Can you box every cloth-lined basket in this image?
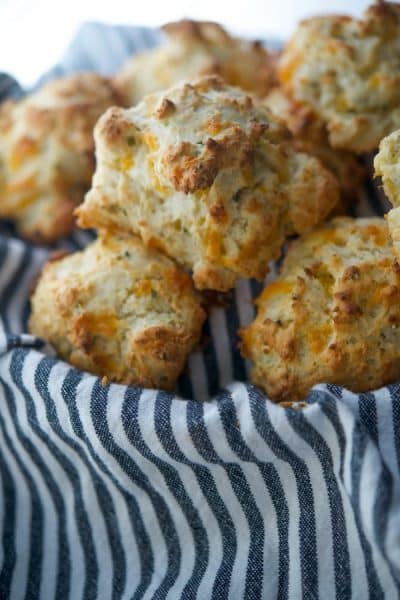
[0,23,399,599]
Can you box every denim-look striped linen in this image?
[0,23,399,599]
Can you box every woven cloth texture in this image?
[0,23,399,600]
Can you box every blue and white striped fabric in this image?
[0,23,400,600]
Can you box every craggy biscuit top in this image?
[0,73,123,243]
[375,128,400,263]
[116,19,277,105]
[374,127,400,207]
[29,232,205,389]
[278,2,400,152]
[77,77,339,291]
[264,87,365,209]
[241,217,400,402]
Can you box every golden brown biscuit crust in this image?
[0,73,123,243]
[115,19,277,105]
[374,127,400,208]
[241,217,400,402]
[29,232,205,389]
[76,77,339,291]
[375,128,400,260]
[263,87,365,211]
[278,2,400,152]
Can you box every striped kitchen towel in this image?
[0,23,399,600]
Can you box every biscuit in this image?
[374,128,400,207]
[0,73,123,243]
[241,217,400,402]
[278,2,400,152]
[116,19,277,105]
[76,77,339,291]
[29,232,205,389]
[264,87,365,210]
[375,129,400,261]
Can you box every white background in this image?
[0,0,370,86]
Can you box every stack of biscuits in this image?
[3,2,400,402]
